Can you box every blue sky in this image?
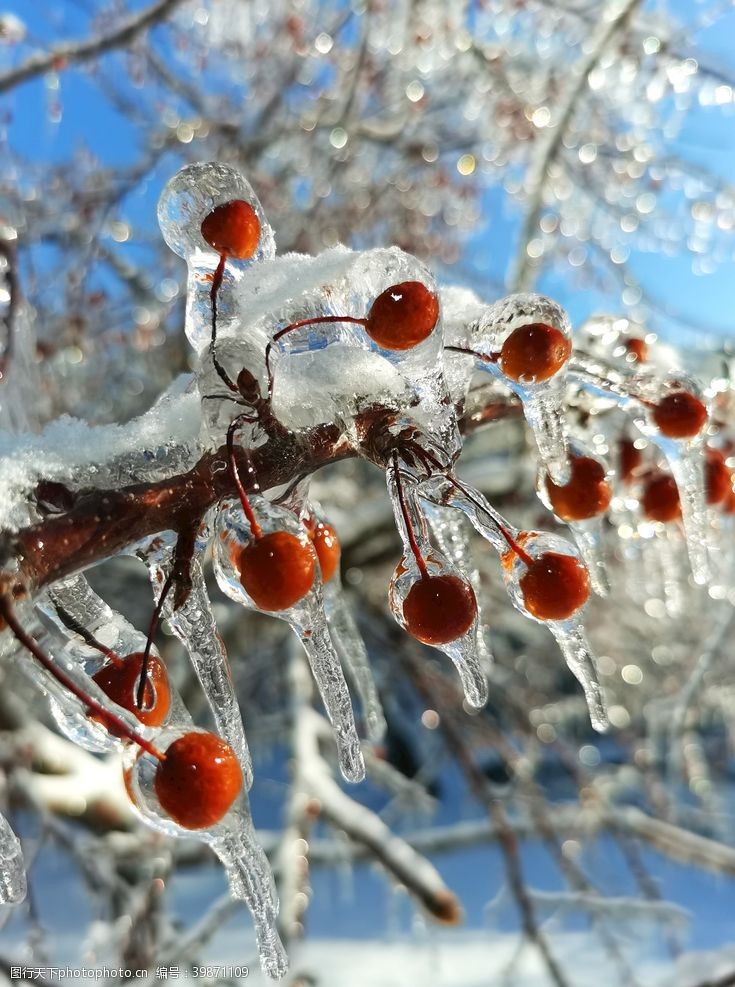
[4,0,735,353]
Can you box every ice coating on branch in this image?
[126,728,286,980]
[0,812,25,904]
[387,462,488,709]
[143,544,254,790]
[0,378,200,532]
[212,498,365,782]
[272,346,409,432]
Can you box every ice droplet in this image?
[447,292,572,484]
[548,622,609,732]
[212,498,364,782]
[387,460,488,710]
[423,500,495,672]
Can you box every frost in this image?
[213,498,364,783]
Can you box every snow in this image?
[0,376,201,531]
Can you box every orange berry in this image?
[641,473,680,522]
[705,448,731,506]
[652,391,707,439]
[519,552,589,621]
[237,530,316,611]
[200,200,260,259]
[310,521,341,583]
[619,439,642,485]
[545,455,612,521]
[402,574,477,645]
[91,652,170,731]
[499,323,571,384]
[365,281,439,351]
[625,337,648,362]
[154,731,242,830]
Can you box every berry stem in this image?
[0,597,164,761]
[265,314,367,396]
[226,415,263,539]
[53,602,123,666]
[413,444,536,568]
[391,451,428,578]
[209,252,239,394]
[444,344,499,364]
[135,569,174,711]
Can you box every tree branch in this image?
[0,0,188,95]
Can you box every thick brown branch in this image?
[3,394,517,601]
[11,423,348,594]
[0,0,187,95]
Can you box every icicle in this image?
[211,830,288,980]
[0,812,25,904]
[323,577,386,743]
[142,542,254,791]
[548,623,608,732]
[212,497,365,783]
[387,460,488,710]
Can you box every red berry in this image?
[310,521,341,583]
[619,438,642,485]
[91,652,170,731]
[519,552,589,621]
[236,530,316,611]
[200,200,260,259]
[365,281,439,351]
[625,337,648,362]
[705,448,731,506]
[154,731,242,830]
[499,323,571,384]
[641,473,680,522]
[545,455,612,521]
[402,573,477,645]
[652,391,707,439]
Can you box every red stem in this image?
[265,314,367,396]
[226,416,262,539]
[411,445,535,567]
[135,570,174,710]
[391,451,428,578]
[444,344,499,364]
[0,600,164,761]
[53,603,123,666]
[209,252,239,393]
